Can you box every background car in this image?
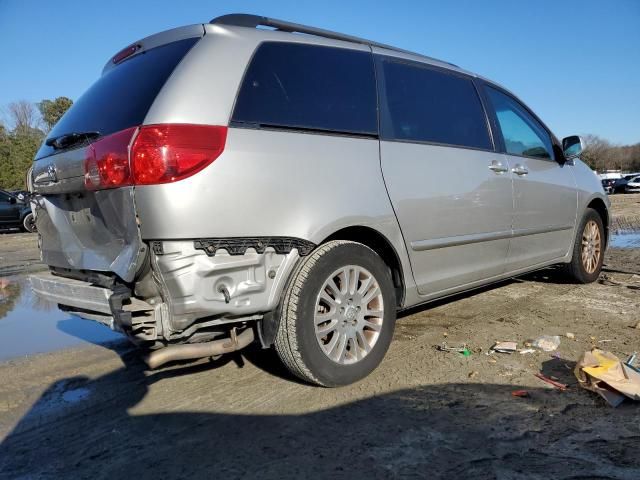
[612,177,629,193]
[0,189,35,232]
[626,176,640,193]
[601,179,613,194]
[10,190,31,202]
[601,177,628,194]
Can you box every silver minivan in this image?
[29,14,609,386]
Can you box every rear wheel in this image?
[563,208,604,283]
[21,213,36,233]
[274,240,396,387]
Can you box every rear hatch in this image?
[32,27,203,282]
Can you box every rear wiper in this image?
[45,131,101,150]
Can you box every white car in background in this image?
[626,176,640,193]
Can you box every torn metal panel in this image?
[152,241,300,332]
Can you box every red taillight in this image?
[83,124,227,190]
[84,127,136,190]
[131,124,227,185]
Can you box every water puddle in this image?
[610,233,640,249]
[0,274,124,362]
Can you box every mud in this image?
[0,197,638,479]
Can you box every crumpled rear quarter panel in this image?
[33,187,146,282]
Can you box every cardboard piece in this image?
[491,341,518,354]
[575,349,640,407]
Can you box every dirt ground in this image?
[0,231,42,276]
[0,196,639,479]
[610,193,640,232]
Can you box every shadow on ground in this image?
[1,347,639,479]
[2,264,639,479]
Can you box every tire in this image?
[562,208,605,283]
[21,213,36,233]
[274,240,396,387]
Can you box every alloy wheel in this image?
[581,219,601,274]
[314,265,384,365]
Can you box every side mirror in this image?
[562,135,585,160]
[9,197,16,204]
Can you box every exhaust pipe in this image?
[145,328,255,369]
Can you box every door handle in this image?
[512,164,529,176]
[488,160,508,174]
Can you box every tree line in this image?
[0,97,73,190]
[581,134,640,174]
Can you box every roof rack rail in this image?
[209,13,458,67]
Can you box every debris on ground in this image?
[534,373,568,391]
[490,341,518,354]
[598,274,620,286]
[532,335,561,352]
[512,389,530,398]
[436,343,471,356]
[519,348,536,355]
[468,371,479,379]
[575,349,640,407]
[598,273,640,290]
[565,332,575,339]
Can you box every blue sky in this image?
[1,0,638,144]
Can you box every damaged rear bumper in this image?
[30,271,161,341]
[29,238,312,345]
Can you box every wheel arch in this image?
[585,197,609,247]
[19,209,32,222]
[321,226,405,307]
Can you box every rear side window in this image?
[232,42,377,136]
[36,37,199,159]
[379,58,492,150]
[484,87,553,160]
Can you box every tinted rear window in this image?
[379,58,492,150]
[36,37,198,159]
[232,42,377,136]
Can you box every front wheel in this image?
[274,240,396,387]
[21,213,36,233]
[563,208,605,283]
